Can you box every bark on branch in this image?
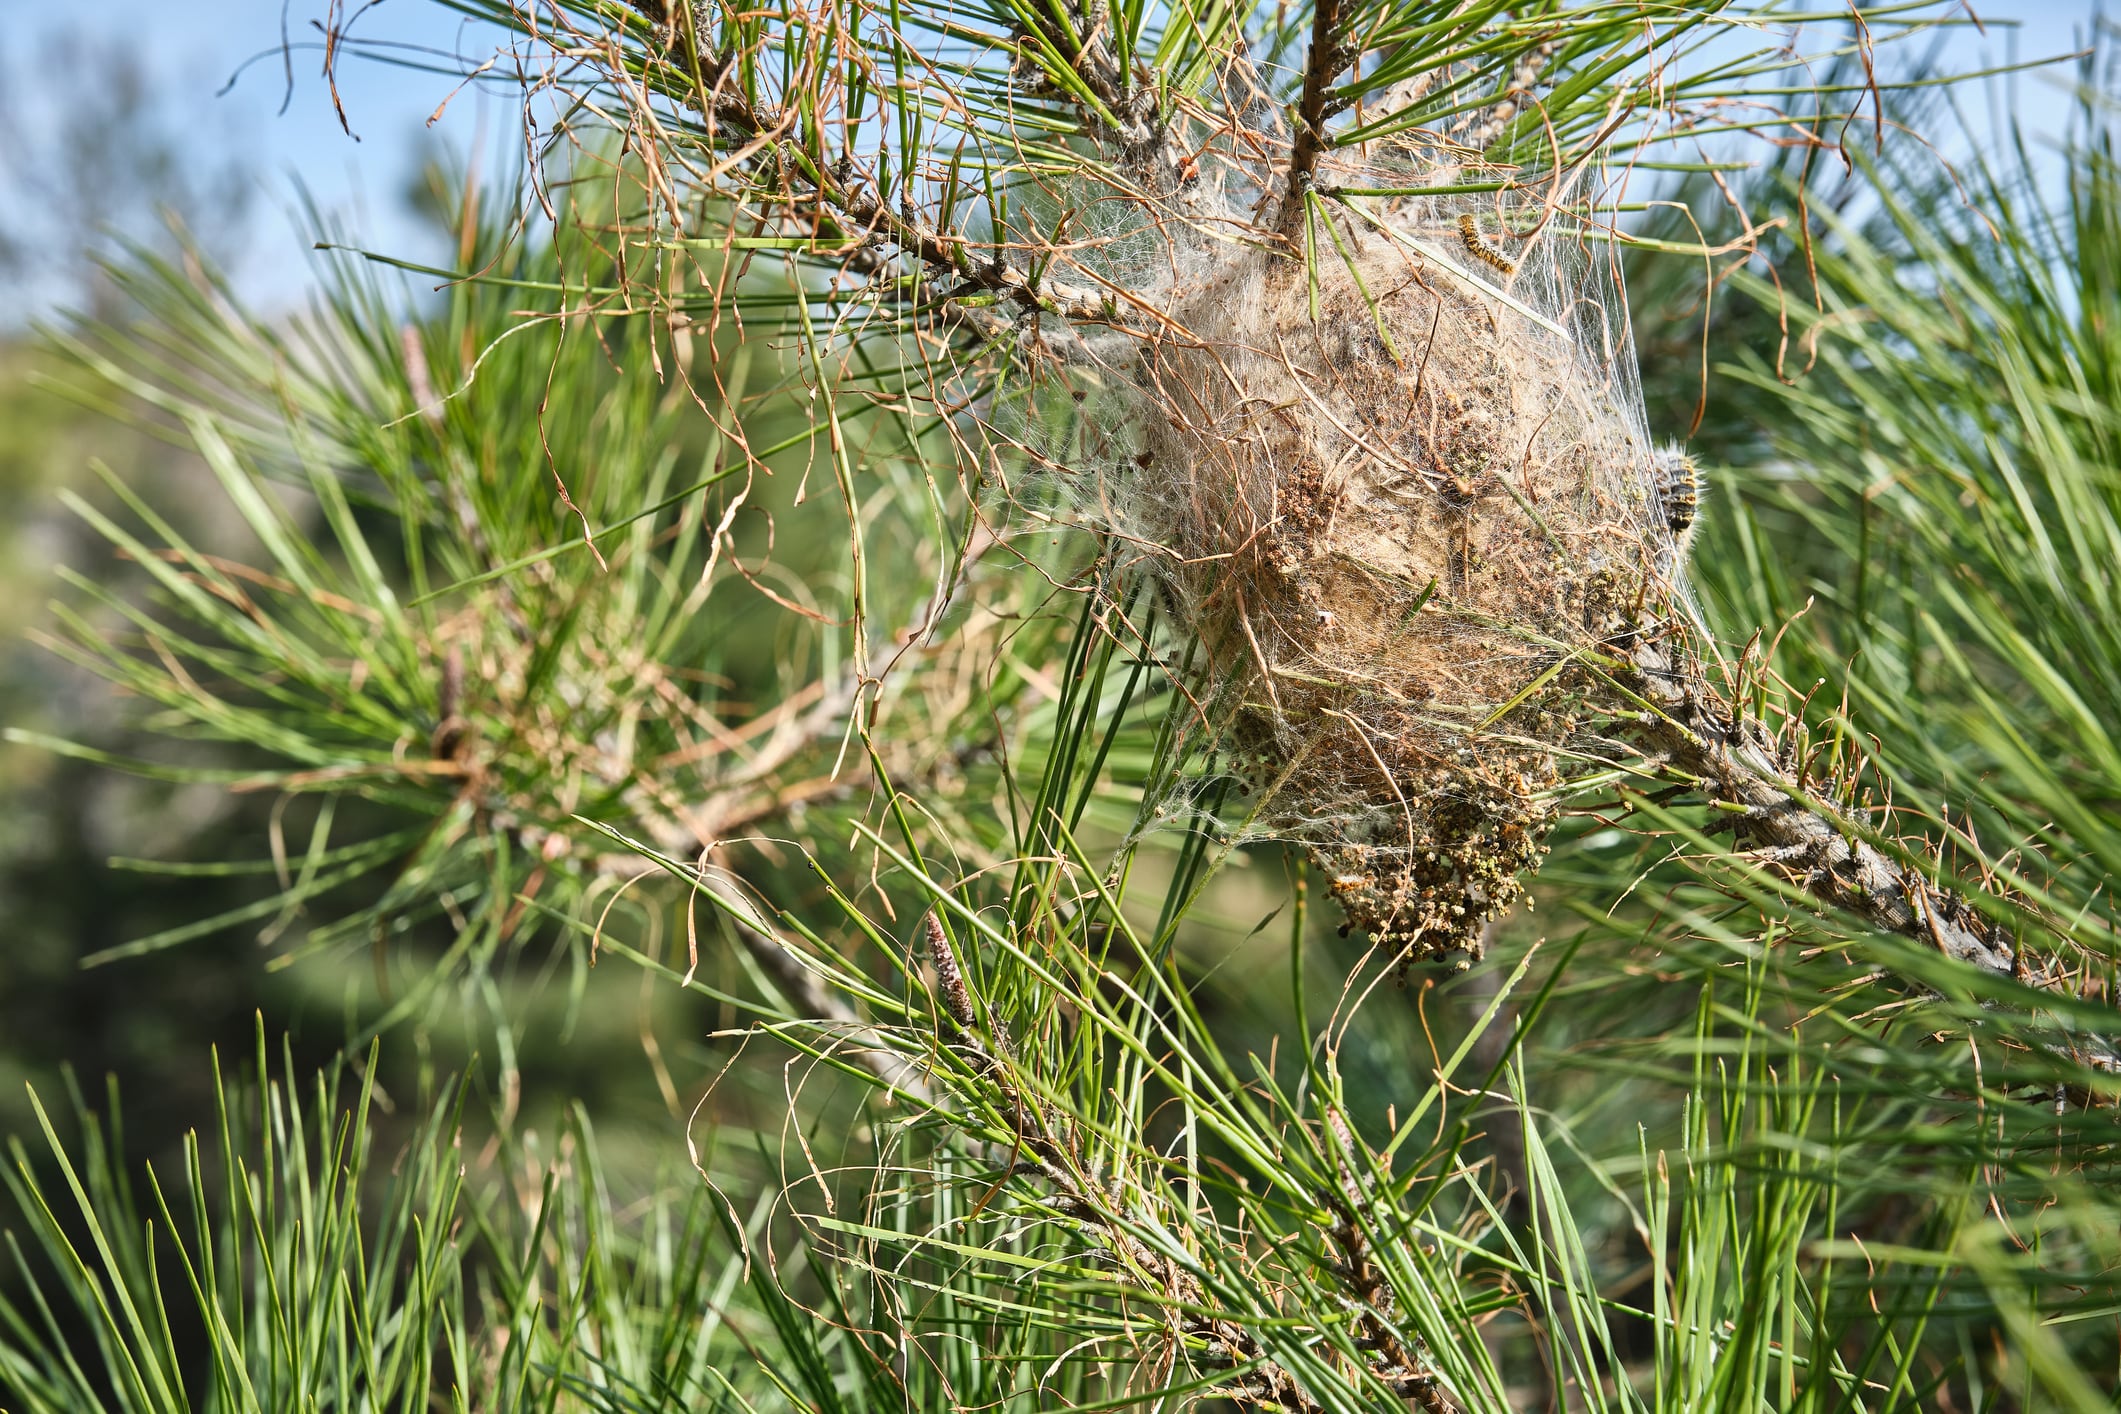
[1278,0,1346,237]
[1626,639,2121,1078]
[621,4,1116,325]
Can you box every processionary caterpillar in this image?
[1651,444,1701,564]
[1458,213,1516,276]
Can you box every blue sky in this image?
[2,1,518,318]
[0,0,2105,323]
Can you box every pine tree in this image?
[5,4,2120,1410]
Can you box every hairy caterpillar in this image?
[1458,213,1516,276]
[1652,444,1701,562]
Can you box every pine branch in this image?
[1627,637,2121,1077]
[921,914,1463,1412]
[1277,0,1346,237]
[618,9,1118,326]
